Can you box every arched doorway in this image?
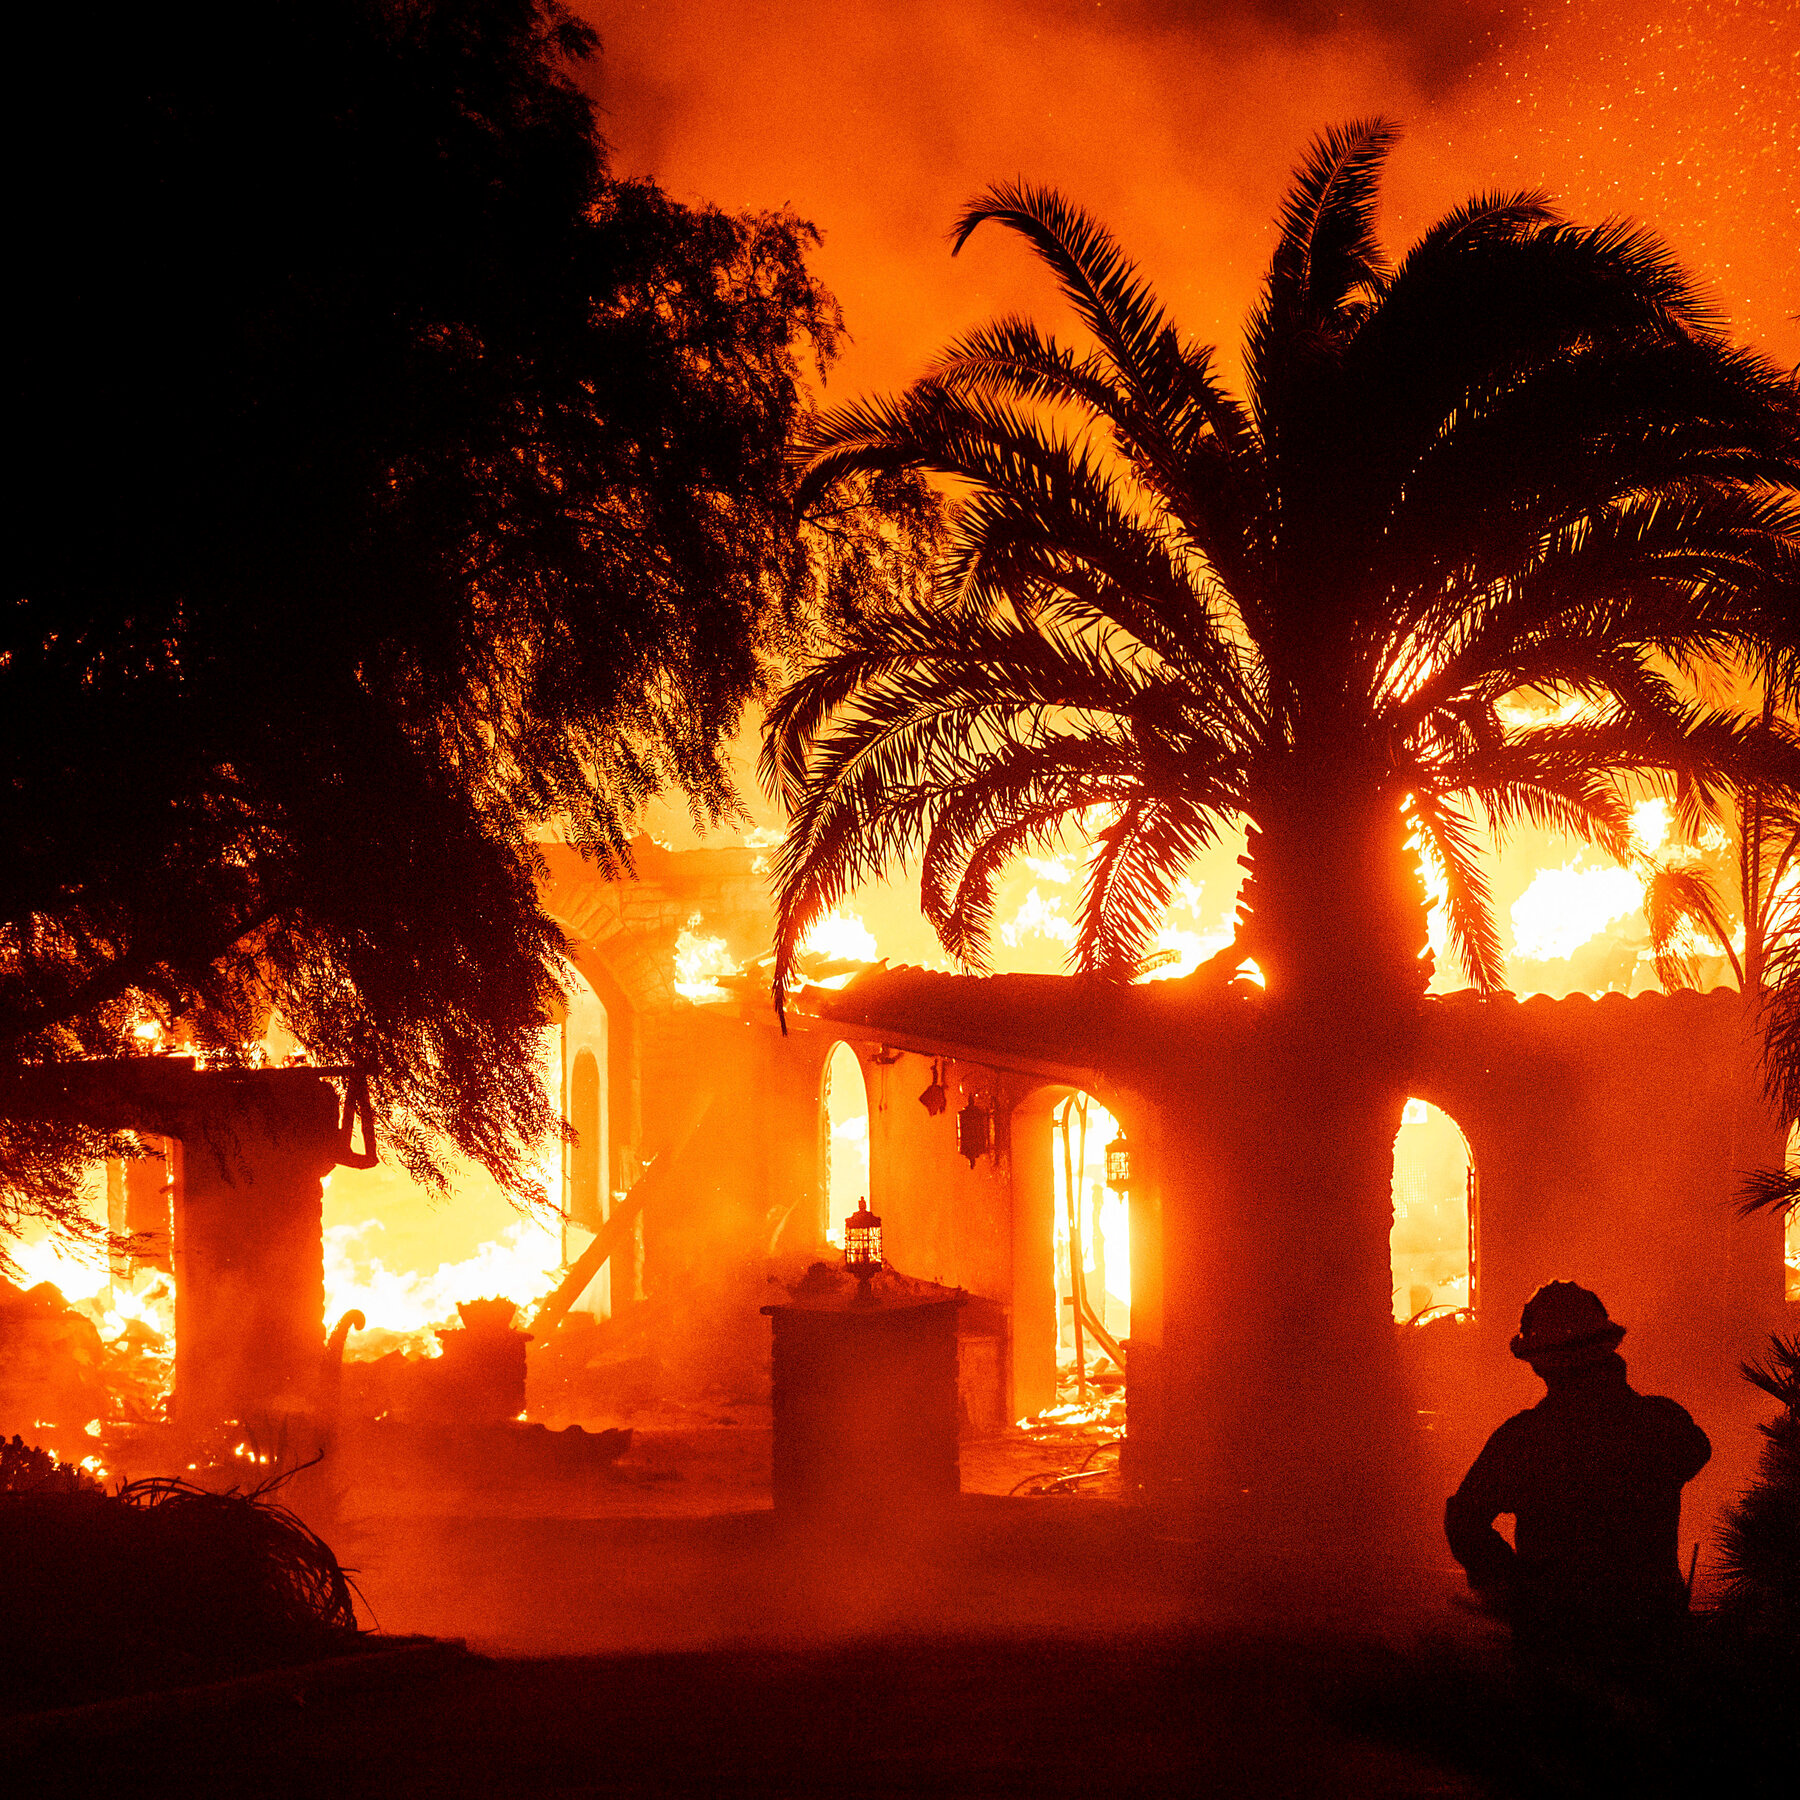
[570,1051,602,1230]
[1052,1092,1130,1372]
[559,966,611,1316]
[1009,1080,1147,1424]
[1391,1098,1475,1323]
[822,1042,869,1249]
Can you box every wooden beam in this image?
[532,1088,715,1332]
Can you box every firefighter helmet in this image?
[1510,1280,1626,1364]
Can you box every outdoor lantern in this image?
[1105,1132,1131,1193]
[843,1199,883,1281]
[918,1060,948,1116]
[956,1097,991,1168]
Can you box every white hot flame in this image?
[674,915,735,1002]
[323,1217,561,1356]
[8,1233,110,1302]
[801,909,879,963]
[1629,797,1673,855]
[1510,858,1644,962]
[999,887,1076,947]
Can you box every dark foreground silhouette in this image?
[11,1406,1791,1799]
[1445,1282,1711,1662]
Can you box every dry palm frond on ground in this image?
[0,1450,361,1712]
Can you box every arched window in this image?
[823,1042,869,1248]
[1391,1098,1475,1323]
[569,1049,602,1232]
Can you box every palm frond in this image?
[1408,793,1505,991]
[1333,217,1797,626]
[1361,345,1799,632]
[950,181,1178,404]
[1263,117,1399,326]
[1643,862,1740,991]
[930,314,1130,418]
[793,376,1268,727]
[1386,190,1557,270]
[915,735,1143,965]
[1737,1167,1799,1220]
[1077,798,1219,979]
[927,314,1271,607]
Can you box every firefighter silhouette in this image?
[1446,1282,1710,1659]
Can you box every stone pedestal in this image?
[172,1074,340,1424]
[763,1263,963,1517]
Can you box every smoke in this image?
[583,0,1796,402]
[581,0,1495,399]
[1014,1,1511,89]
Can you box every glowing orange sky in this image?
[583,0,1798,402]
[600,0,1798,988]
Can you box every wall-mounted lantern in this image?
[918,1059,948,1116]
[843,1199,883,1282]
[956,1097,991,1168]
[1105,1132,1131,1194]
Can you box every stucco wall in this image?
[774,978,1789,1458]
[539,861,1793,1459]
[736,1017,1160,1423]
[1415,989,1788,1395]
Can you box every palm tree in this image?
[1631,659,1800,1248]
[1741,827,1800,1228]
[764,121,1800,1519]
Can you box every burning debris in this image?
[674,918,736,1003]
[322,1217,563,1363]
[344,1296,532,1427]
[673,903,885,1008]
[0,1268,173,1471]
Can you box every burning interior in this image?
[1391,1099,1474,1325]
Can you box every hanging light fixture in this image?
[1105,1132,1131,1194]
[843,1198,883,1282]
[918,1059,948,1116]
[957,1096,991,1168]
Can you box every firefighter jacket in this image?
[1444,1353,1710,1644]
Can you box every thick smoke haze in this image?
[584,0,1797,408]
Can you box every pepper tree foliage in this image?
[764,121,1800,1014]
[3,0,933,1243]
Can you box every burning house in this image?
[3,836,1794,1528]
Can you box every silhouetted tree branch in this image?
[4,0,932,1235]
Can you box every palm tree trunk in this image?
[1157,789,1432,1546]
